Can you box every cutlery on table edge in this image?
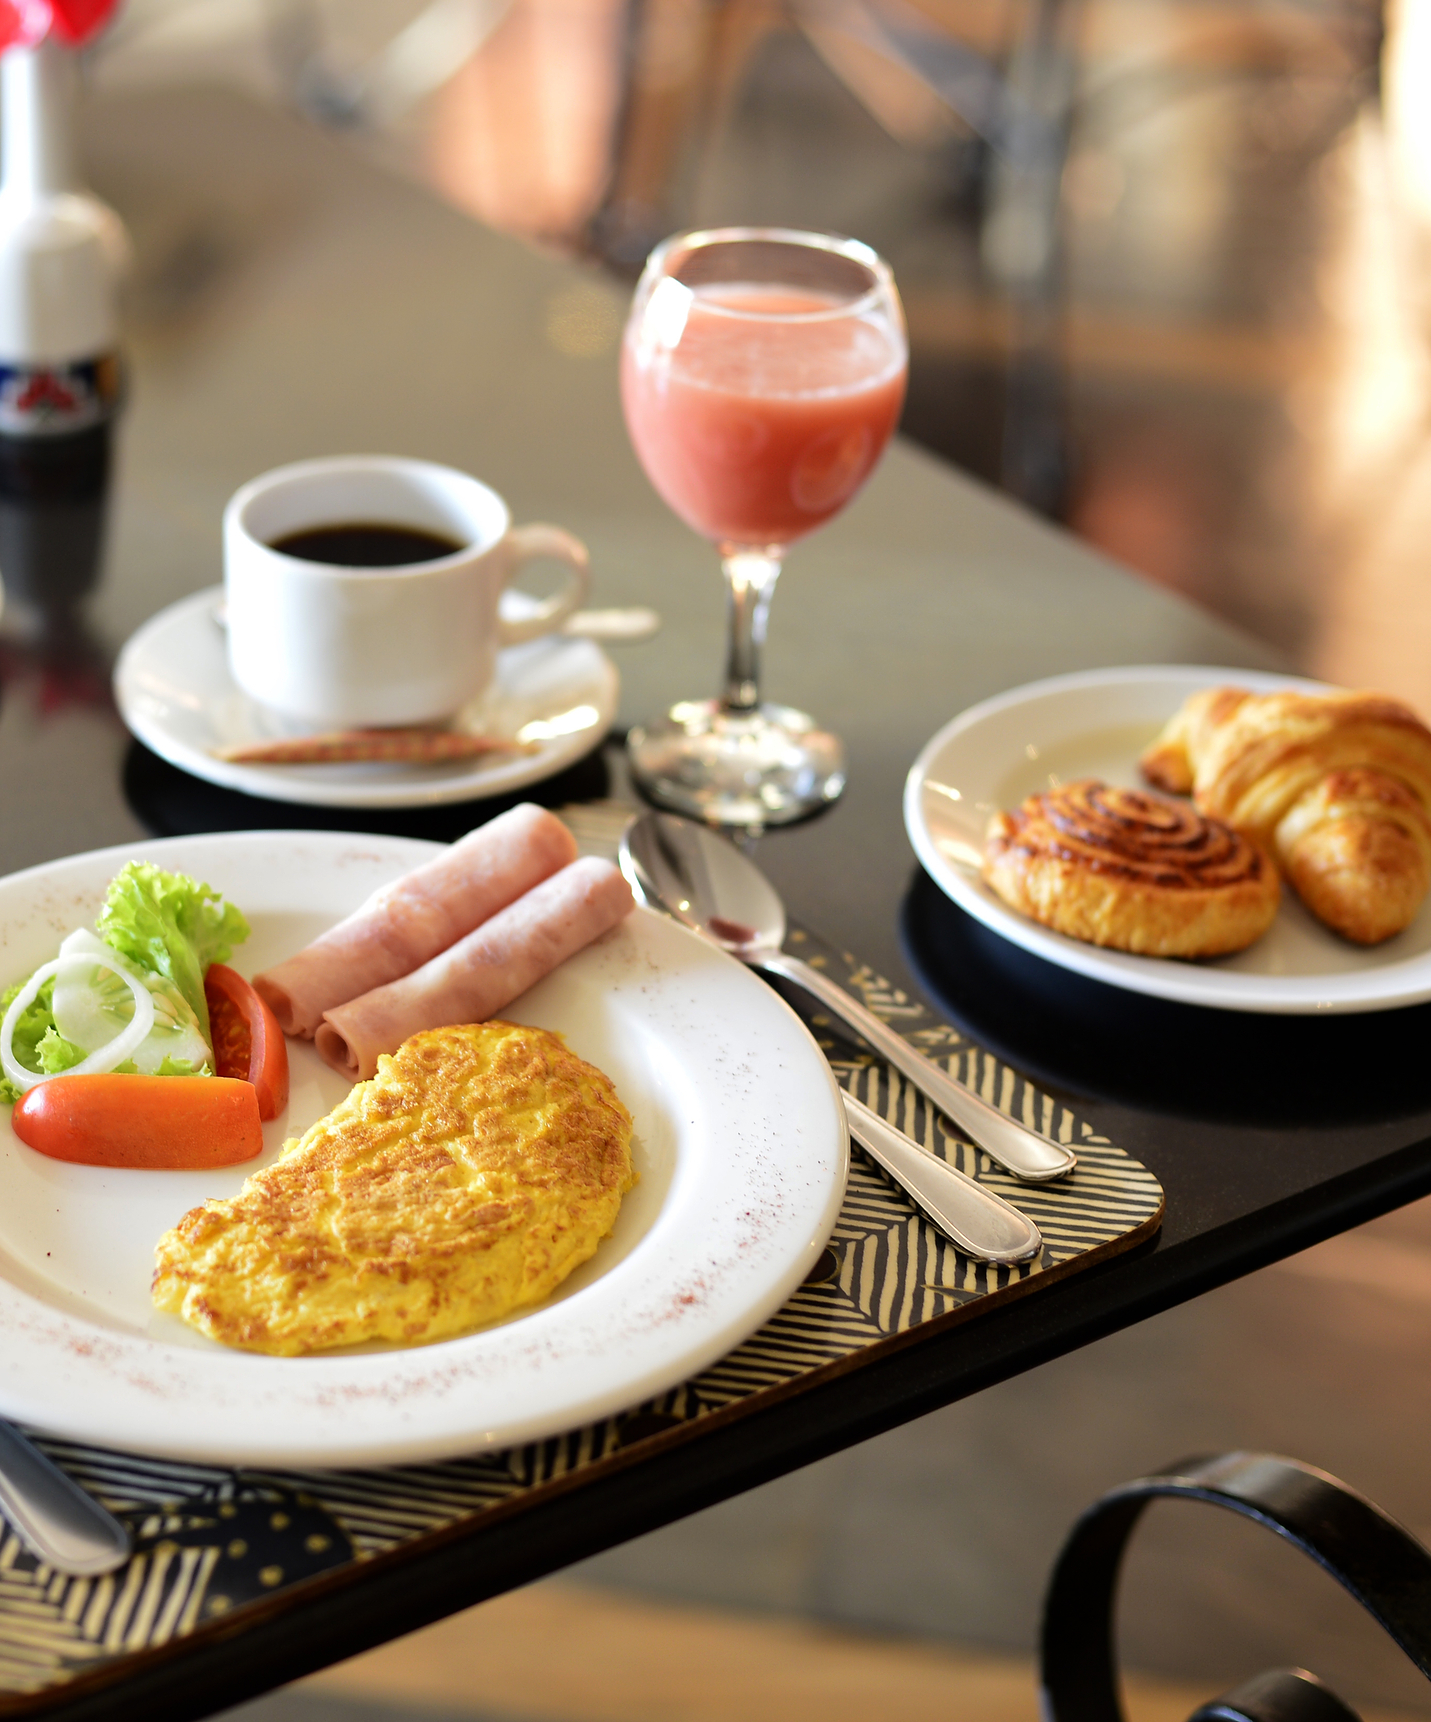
[210,600,660,643]
[561,607,661,641]
[619,811,1077,1183]
[842,1091,1042,1264]
[0,1420,131,1576]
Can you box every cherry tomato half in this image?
[204,963,289,1121]
[13,1074,263,1169]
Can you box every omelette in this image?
[151,1021,636,1355]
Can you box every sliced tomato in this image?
[204,963,289,1121]
[13,1075,263,1169]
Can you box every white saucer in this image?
[114,588,621,809]
[904,665,1431,1015]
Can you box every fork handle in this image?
[842,1092,1042,1263]
[757,951,1076,1183]
[0,1420,131,1575]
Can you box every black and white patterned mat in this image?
[0,807,1163,1700]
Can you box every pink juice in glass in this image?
[621,287,907,548]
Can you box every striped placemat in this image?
[0,806,1163,1702]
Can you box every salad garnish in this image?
[0,863,250,1101]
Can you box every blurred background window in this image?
[88,0,1422,714]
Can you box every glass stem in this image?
[720,547,782,713]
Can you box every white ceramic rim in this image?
[113,589,621,809]
[0,832,849,1465]
[903,664,1431,1015]
[225,455,511,570]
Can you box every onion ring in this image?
[2,952,155,1094]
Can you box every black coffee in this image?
[270,522,465,567]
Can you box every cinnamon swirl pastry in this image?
[983,779,1280,957]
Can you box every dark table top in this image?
[1,82,1429,1721]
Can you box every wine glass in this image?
[621,227,908,826]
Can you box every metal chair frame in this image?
[1041,1452,1431,1722]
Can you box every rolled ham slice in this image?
[254,804,577,1037]
[314,856,634,1081]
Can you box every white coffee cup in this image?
[223,455,590,728]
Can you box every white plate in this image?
[114,588,621,809]
[904,665,1431,1014]
[0,832,847,1465]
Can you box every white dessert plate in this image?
[904,665,1431,1014]
[0,832,847,1465]
[114,588,621,809]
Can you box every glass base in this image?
[627,699,846,827]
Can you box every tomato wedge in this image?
[204,963,289,1121]
[13,1075,263,1168]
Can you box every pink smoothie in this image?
[622,287,907,548]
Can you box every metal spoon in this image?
[619,811,1076,1183]
[619,816,1043,1259]
[561,606,660,642]
[0,1420,131,1575]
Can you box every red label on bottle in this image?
[0,355,120,435]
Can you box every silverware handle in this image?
[763,952,1076,1183]
[0,1421,131,1575]
[842,1092,1042,1263]
[562,606,661,641]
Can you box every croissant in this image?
[1140,686,1431,944]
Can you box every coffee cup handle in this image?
[499,524,591,645]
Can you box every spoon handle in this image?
[561,606,661,641]
[842,1092,1042,1263]
[0,1420,132,1575]
[759,951,1077,1182]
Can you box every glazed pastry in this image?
[983,779,1280,957]
[1141,687,1431,944]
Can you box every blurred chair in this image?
[263,0,514,128]
[799,0,1080,510]
[94,0,513,129]
[586,0,1081,508]
[88,0,1387,532]
[1041,1452,1431,1722]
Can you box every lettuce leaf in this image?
[96,863,249,1045]
[34,1026,86,1074]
